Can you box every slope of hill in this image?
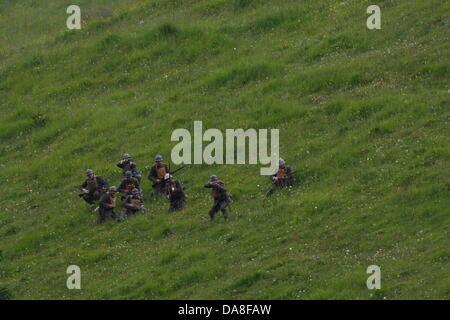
[0,0,448,299]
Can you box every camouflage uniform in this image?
[266,164,294,197]
[205,180,231,221]
[79,176,107,204]
[148,162,170,194]
[98,191,116,224]
[118,177,140,200]
[165,178,186,212]
[119,194,145,220]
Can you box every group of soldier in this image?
[79,153,294,224]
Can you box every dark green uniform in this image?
[205,180,231,221]
[79,176,107,204]
[98,192,116,224]
[266,164,294,197]
[119,194,145,220]
[117,159,141,182]
[148,162,170,194]
[118,177,140,200]
[165,179,186,212]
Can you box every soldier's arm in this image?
[117,181,126,193]
[204,183,212,188]
[215,185,226,193]
[148,166,157,181]
[79,180,88,191]
[117,161,124,169]
[122,197,131,208]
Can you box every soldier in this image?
[165,174,186,213]
[266,158,294,197]
[119,188,146,221]
[204,175,231,221]
[97,186,117,224]
[118,171,140,200]
[79,169,108,204]
[116,153,141,182]
[148,155,170,195]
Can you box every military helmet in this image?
[210,174,218,181]
[86,169,94,175]
[109,186,117,192]
[123,153,131,159]
[155,155,163,161]
[125,171,132,177]
[131,188,140,195]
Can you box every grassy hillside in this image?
[0,0,449,299]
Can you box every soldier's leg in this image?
[83,193,94,204]
[106,210,116,222]
[118,208,128,221]
[265,186,275,197]
[208,200,220,220]
[97,209,105,224]
[220,200,229,220]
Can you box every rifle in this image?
[271,170,296,184]
[153,165,188,186]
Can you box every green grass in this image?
[0,0,449,299]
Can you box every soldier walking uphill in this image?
[148,155,170,195]
[97,186,117,224]
[79,169,108,204]
[119,188,146,221]
[117,153,141,182]
[266,158,294,197]
[165,174,186,212]
[118,171,140,200]
[204,175,231,221]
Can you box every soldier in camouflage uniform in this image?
[118,171,140,200]
[97,186,117,224]
[79,169,108,204]
[119,188,146,221]
[204,175,231,221]
[148,155,170,195]
[165,174,186,212]
[116,153,141,182]
[266,158,294,197]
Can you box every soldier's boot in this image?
[222,208,228,221]
[208,209,216,221]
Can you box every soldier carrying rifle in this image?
[204,175,231,221]
[118,188,147,221]
[165,173,187,213]
[79,169,108,204]
[148,155,170,195]
[266,158,294,197]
